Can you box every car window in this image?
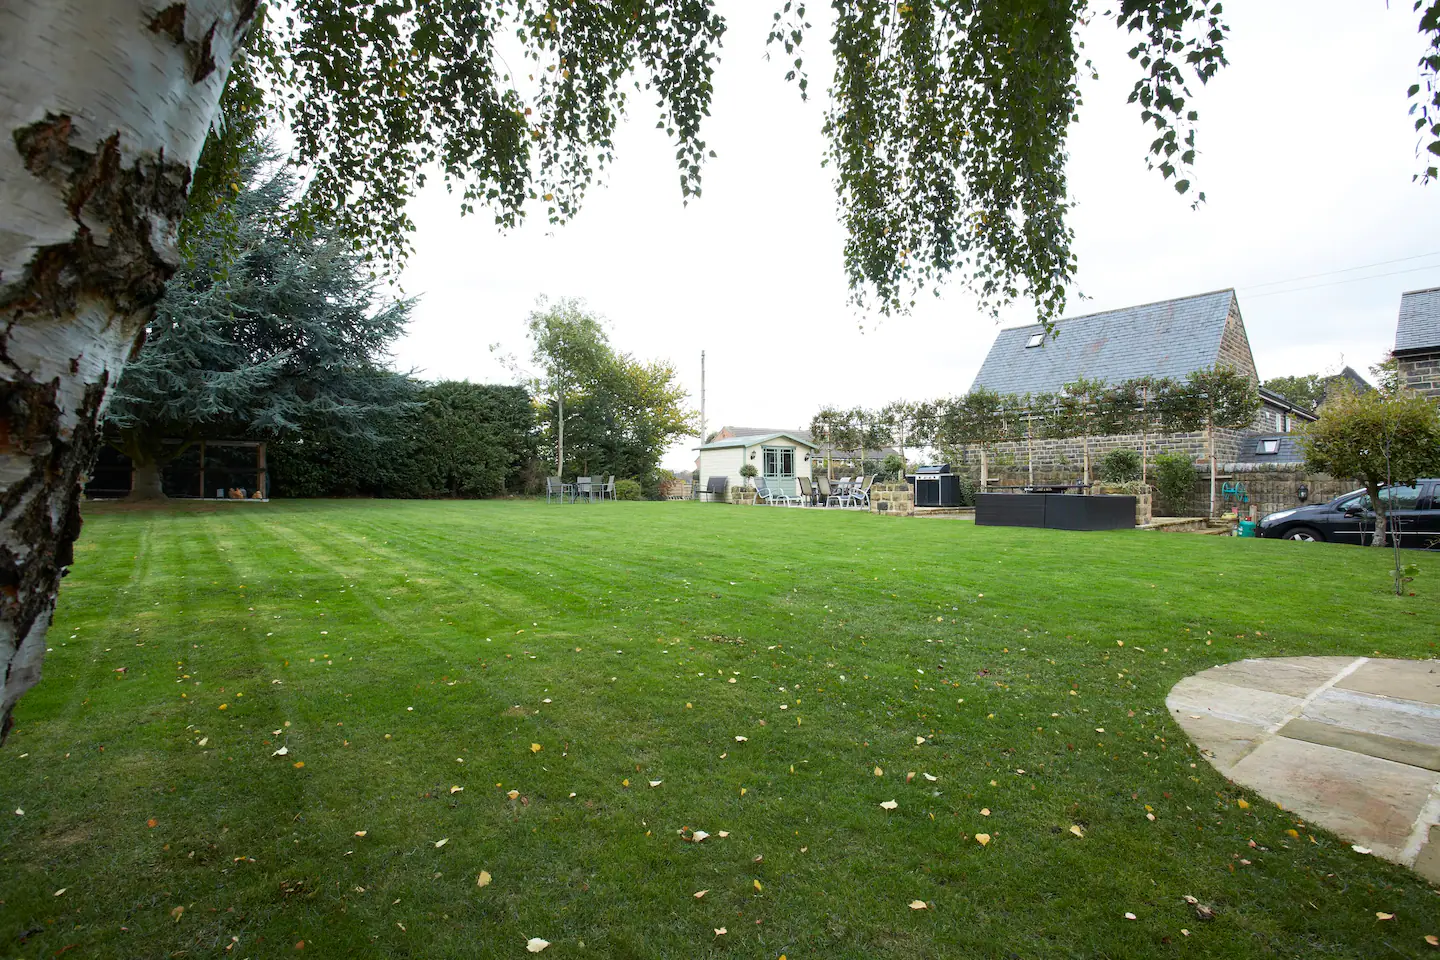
[1338,492,1369,511]
[1339,487,1422,512]
[1378,486,1422,510]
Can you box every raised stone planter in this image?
[727,485,755,506]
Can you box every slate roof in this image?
[1395,287,1440,354]
[970,290,1238,395]
[1231,434,1305,465]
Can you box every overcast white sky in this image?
[392,2,1440,472]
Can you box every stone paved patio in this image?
[1168,656,1440,883]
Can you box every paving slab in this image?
[1414,825,1440,884]
[1165,709,1266,775]
[1203,656,1358,699]
[1166,674,1304,728]
[1228,738,1434,860]
[1338,659,1440,706]
[1171,657,1440,882]
[1301,688,1440,748]
[1277,718,1440,773]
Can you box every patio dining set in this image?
[753,474,875,508]
[545,475,617,503]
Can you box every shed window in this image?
[763,446,795,478]
[1025,332,1045,349]
[1255,438,1280,455]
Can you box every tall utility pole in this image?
[699,350,706,449]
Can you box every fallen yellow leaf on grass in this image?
[916,736,926,745]
[1069,825,1084,838]
[621,778,630,787]
[531,743,542,753]
[717,831,730,838]
[975,834,991,846]
[477,871,491,887]
[1237,799,1250,810]
[714,927,727,937]
[880,800,898,811]
[354,830,367,837]
[1286,828,1299,838]
[434,838,449,848]
[694,889,708,898]
[980,808,990,816]
[526,937,550,952]
[171,905,184,921]
[1378,912,1395,921]
[292,761,305,769]
[923,772,937,782]
[1425,934,1438,945]
[909,900,928,910]
[649,780,663,788]
[508,790,520,800]
[754,880,763,892]
[735,736,748,742]
[451,786,463,794]
[874,766,884,777]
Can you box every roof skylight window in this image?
[1025,332,1045,349]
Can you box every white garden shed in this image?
[697,432,816,498]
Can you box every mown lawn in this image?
[3,499,1439,958]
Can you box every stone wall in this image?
[1218,299,1260,381]
[869,482,915,517]
[952,427,1256,486]
[1175,464,1354,519]
[1398,351,1440,400]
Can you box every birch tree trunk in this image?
[0,0,253,740]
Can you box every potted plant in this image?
[739,463,758,487]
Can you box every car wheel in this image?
[1283,525,1324,542]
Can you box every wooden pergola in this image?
[195,440,267,500]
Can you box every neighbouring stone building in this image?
[1395,287,1440,400]
[961,290,1318,509]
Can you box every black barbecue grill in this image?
[907,464,961,507]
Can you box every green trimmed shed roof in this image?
[697,432,817,451]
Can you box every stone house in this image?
[1395,287,1440,400]
[963,290,1316,498]
[956,289,1336,518]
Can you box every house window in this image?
[1025,332,1045,349]
[1255,438,1280,456]
[763,446,795,478]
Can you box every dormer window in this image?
[1025,332,1045,349]
[1255,438,1280,455]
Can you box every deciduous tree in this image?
[1300,388,1440,548]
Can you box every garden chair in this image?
[758,480,801,507]
[850,474,875,508]
[545,476,573,504]
[797,476,817,506]
[703,476,729,502]
[603,476,617,501]
[574,476,594,502]
[823,475,852,508]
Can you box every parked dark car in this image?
[1256,480,1440,547]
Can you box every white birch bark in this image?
[0,0,254,739]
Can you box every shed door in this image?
[763,446,796,494]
